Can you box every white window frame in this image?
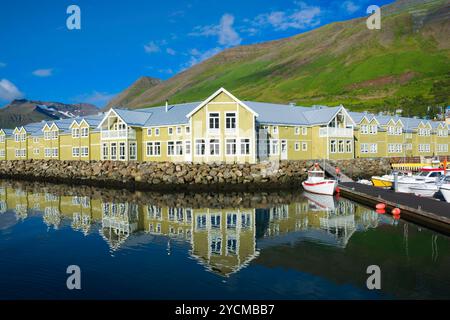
[240,139,250,155]
[80,127,89,137]
[81,147,89,157]
[195,139,206,156]
[72,147,80,157]
[209,139,220,156]
[269,139,279,155]
[226,139,236,155]
[225,112,236,131]
[208,112,220,132]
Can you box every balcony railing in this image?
[101,129,136,140]
[319,127,353,138]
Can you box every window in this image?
[147,128,152,136]
[209,139,220,155]
[33,137,39,143]
[226,139,236,155]
[168,127,173,135]
[0,135,4,143]
[14,134,20,142]
[51,131,58,140]
[209,113,220,130]
[369,125,377,134]
[147,142,161,156]
[295,142,300,151]
[119,142,126,160]
[0,150,5,157]
[21,133,27,141]
[33,148,39,155]
[388,144,394,153]
[185,141,191,155]
[370,143,378,154]
[272,126,278,134]
[395,144,402,153]
[175,141,183,155]
[302,127,307,135]
[196,139,205,155]
[154,142,161,156]
[295,127,300,135]
[395,127,402,135]
[155,128,160,136]
[146,142,154,156]
[211,235,222,255]
[45,148,51,158]
[361,125,368,134]
[110,143,117,160]
[185,126,190,134]
[225,112,236,130]
[330,140,337,153]
[72,128,80,138]
[52,148,58,158]
[338,140,344,153]
[346,140,352,153]
[270,139,279,155]
[360,143,369,154]
[196,214,207,230]
[167,141,175,155]
[72,147,80,157]
[81,147,89,157]
[302,142,308,151]
[81,127,89,137]
[176,126,182,134]
[240,139,250,155]
[388,126,395,135]
[102,143,108,160]
[44,132,50,140]
[129,143,136,160]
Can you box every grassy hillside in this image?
[115,0,449,117]
[105,76,161,109]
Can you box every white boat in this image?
[396,167,445,193]
[409,184,439,197]
[302,166,337,196]
[439,175,450,203]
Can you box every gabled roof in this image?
[186,87,258,118]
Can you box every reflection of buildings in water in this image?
[0,187,6,214]
[0,181,383,276]
[263,195,380,248]
[190,209,258,277]
[100,202,139,251]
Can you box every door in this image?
[281,140,288,160]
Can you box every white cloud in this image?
[190,13,242,47]
[0,62,6,68]
[184,47,223,69]
[342,1,360,14]
[166,48,176,55]
[0,79,24,101]
[158,68,174,75]
[251,2,321,31]
[73,91,116,107]
[144,41,160,53]
[32,68,53,77]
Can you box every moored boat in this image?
[302,165,337,196]
[439,175,450,203]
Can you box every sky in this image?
[0,0,394,107]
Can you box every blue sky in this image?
[0,0,393,107]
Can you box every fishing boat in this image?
[302,165,337,196]
[371,171,408,188]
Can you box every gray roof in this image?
[113,108,152,126]
[137,102,199,126]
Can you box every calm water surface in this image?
[0,180,449,300]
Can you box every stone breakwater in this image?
[0,158,392,191]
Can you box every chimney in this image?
[165,100,169,112]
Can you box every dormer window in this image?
[72,128,80,138]
[81,127,89,137]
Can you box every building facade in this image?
[1,88,449,163]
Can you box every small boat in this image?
[409,184,439,197]
[439,175,450,203]
[302,165,337,196]
[396,167,445,193]
[371,171,410,188]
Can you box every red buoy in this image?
[392,208,401,216]
[376,209,385,214]
[376,203,386,210]
[393,214,400,220]
[335,187,340,193]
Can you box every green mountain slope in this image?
[114,0,449,116]
[105,76,161,109]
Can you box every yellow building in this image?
[1,88,449,163]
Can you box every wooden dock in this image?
[339,182,450,236]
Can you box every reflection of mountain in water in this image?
[0,181,383,277]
